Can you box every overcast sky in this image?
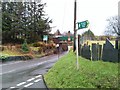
[42,0,119,35]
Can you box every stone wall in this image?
[81,44,91,60]
[102,39,118,62]
[79,39,119,63]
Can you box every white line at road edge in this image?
[27,78,35,82]
[34,79,42,83]
[17,82,26,86]
[0,69,16,75]
[35,75,42,78]
[28,61,47,68]
[0,61,23,66]
[24,83,33,87]
[10,86,15,88]
[1,62,46,75]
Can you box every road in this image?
[0,52,68,90]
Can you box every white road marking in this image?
[34,79,42,83]
[35,75,42,78]
[10,86,15,88]
[0,69,16,75]
[27,61,47,69]
[7,75,42,89]
[24,83,33,87]
[0,61,23,66]
[17,82,26,86]
[28,61,47,68]
[27,78,35,82]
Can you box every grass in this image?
[1,46,54,59]
[44,51,119,88]
[30,47,40,52]
[1,50,23,56]
[1,45,41,57]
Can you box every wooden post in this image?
[115,39,118,49]
[73,0,77,52]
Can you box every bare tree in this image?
[105,16,120,37]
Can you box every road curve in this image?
[1,51,68,89]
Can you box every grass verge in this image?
[44,51,119,88]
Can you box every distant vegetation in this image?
[82,29,95,40]
[104,16,120,36]
[2,2,52,44]
[1,41,56,56]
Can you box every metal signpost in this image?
[76,32,79,70]
[76,20,89,70]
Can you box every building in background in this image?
[52,30,74,46]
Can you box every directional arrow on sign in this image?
[77,20,89,30]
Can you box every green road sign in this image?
[77,20,89,29]
[43,35,48,41]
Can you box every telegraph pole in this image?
[73,0,77,52]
